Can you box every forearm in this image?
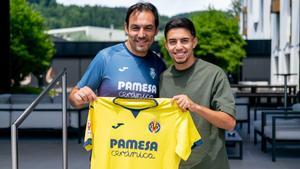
[172,94,236,130]
[191,104,236,131]
[69,87,86,108]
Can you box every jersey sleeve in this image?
[176,112,202,161]
[77,52,106,91]
[83,103,94,151]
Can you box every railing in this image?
[231,84,297,94]
[11,68,68,169]
[232,84,298,107]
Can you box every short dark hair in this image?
[125,2,159,28]
[164,17,196,38]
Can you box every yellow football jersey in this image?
[84,97,202,169]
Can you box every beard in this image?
[173,56,189,65]
[135,45,149,53]
[174,59,188,64]
[131,37,153,55]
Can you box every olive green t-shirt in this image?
[159,59,236,169]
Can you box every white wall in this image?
[240,0,299,88]
[270,0,299,88]
[242,0,272,40]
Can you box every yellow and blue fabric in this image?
[84,97,202,169]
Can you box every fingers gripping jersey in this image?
[84,97,202,169]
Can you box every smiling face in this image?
[165,28,198,70]
[125,10,158,57]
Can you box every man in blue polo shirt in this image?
[69,2,166,108]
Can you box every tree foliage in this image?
[159,10,246,73]
[10,0,55,87]
[192,10,246,73]
[28,0,170,30]
[229,0,243,17]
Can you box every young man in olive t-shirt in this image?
[159,18,236,169]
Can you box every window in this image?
[285,54,291,75]
[260,0,264,31]
[275,56,279,75]
[289,0,292,43]
[254,22,258,32]
[275,14,280,47]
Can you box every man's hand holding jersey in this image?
[171,94,198,112]
[69,86,97,108]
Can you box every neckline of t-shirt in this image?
[171,58,198,75]
[122,43,150,59]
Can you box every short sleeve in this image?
[176,112,202,161]
[83,103,94,151]
[211,70,236,118]
[77,52,106,91]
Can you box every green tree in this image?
[229,0,243,18]
[159,10,246,74]
[28,1,170,30]
[10,0,55,87]
[192,10,246,73]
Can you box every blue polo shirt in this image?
[77,43,166,98]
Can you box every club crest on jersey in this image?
[149,68,156,79]
[148,121,160,133]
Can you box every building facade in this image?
[240,0,272,40]
[240,0,300,88]
[47,26,127,42]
